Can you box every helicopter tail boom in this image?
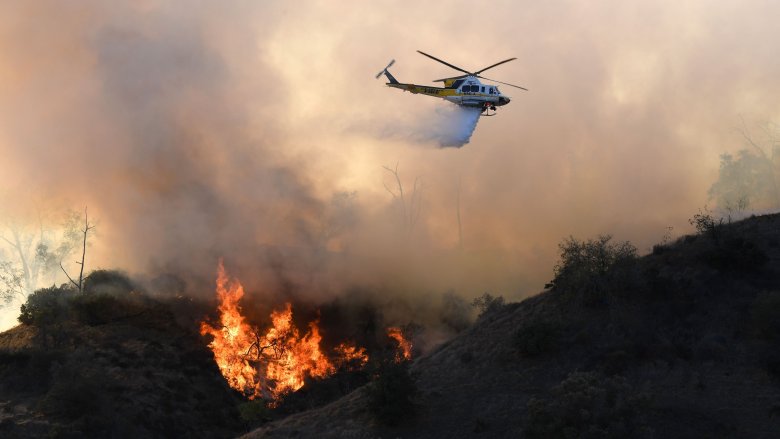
[375,60,399,84]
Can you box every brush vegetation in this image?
[3,212,780,438]
[244,212,780,438]
[1,270,244,438]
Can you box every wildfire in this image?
[201,262,420,404]
[262,303,334,398]
[199,261,262,398]
[387,326,412,362]
[334,342,369,369]
[200,262,370,403]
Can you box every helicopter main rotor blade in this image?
[417,50,472,76]
[478,75,528,91]
[433,74,468,82]
[475,58,517,75]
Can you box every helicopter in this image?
[376,50,527,116]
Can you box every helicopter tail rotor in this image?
[375,59,396,80]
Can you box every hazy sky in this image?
[2,1,779,327]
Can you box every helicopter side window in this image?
[471,85,479,92]
[461,85,470,93]
[489,87,495,94]
[481,86,485,93]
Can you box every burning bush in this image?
[199,262,375,404]
[386,326,412,363]
[197,259,446,422]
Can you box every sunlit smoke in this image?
[3,0,780,333]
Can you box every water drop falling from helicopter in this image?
[435,105,482,148]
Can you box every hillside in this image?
[245,213,780,438]
[0,277,244,438]
[1,213,780,438]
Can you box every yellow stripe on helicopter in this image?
[376,50,526,116]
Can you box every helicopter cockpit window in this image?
[489,87,495,94]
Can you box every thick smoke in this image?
[3,1,780,333]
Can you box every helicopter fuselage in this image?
[386,76,511,109]
[376,52,524,115]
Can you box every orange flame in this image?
[201,262,371,403]
[334,342,369,369]
[262,303,334,399]
[199,261,262,398]
[387,326,412,362]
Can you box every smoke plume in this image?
[3,1,780,333]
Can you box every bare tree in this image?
[0,261,25,306]
[382,163,423,235]
[60,207,96,293]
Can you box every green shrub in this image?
[18,285,74,326]
[548,235,638,306]
[689,208,724,242]
[368,362,417,426]
[524,371,651,439]
[69,293,126,326]
[83,269,136,296]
